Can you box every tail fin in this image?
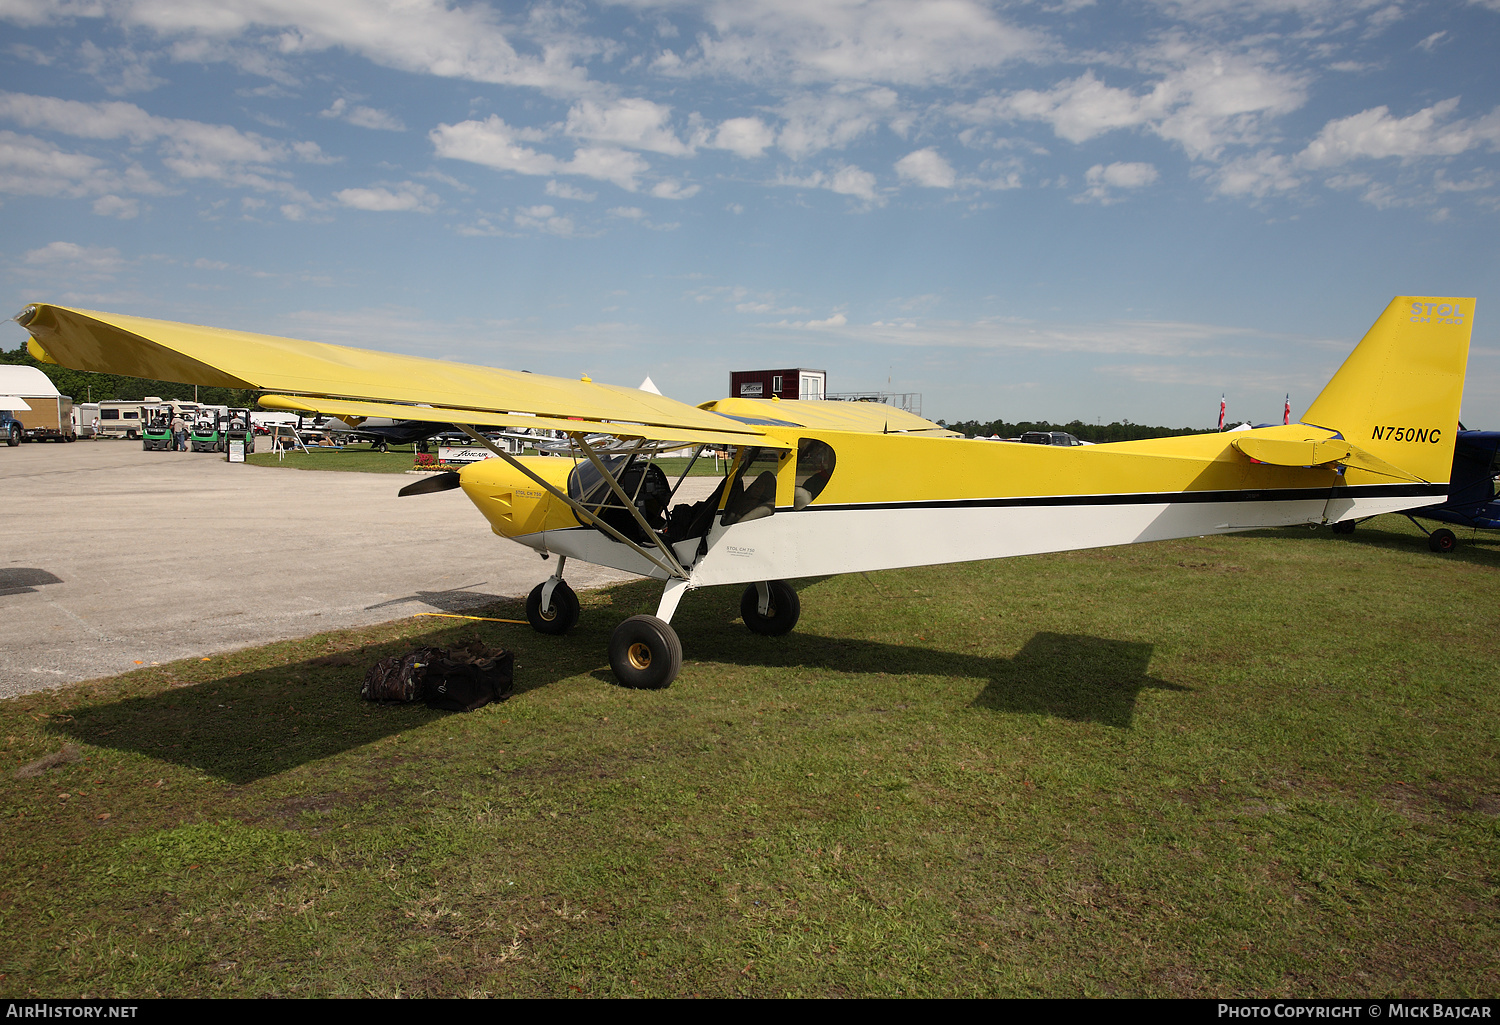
[1303,295,1474,484]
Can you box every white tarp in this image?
[0,395,32,411]
[0,365,61,397]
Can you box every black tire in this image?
[608,615,682,689]
[64,434,75,443]
[740,580,801,636]
[5,426,17,447]
[1428,528,1457,554]
[526,580,580,635]
[1331,520,1355,535]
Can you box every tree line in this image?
[939,418,1222,443]
[1,343,259,408]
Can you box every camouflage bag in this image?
[360,647,441,703]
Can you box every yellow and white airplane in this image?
[14,296,1474,688]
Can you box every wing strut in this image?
[455,426,689,580]
[573,435,690,579]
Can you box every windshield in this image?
[567,453,631,505]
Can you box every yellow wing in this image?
[16,303,774,446]
[701,396,956,435]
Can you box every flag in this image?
[1284,394,1291,425]
[1218,394,1226,431]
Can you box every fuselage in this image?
[457,424,1450,588]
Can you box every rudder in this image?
[1303,295,1474,484]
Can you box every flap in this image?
[259,394,789,448]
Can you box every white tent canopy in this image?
[0,365,61,397]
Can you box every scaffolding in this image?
[825,391,923,417]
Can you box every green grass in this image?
[2,516,1497,997]
[246,443,422,473]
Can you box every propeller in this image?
[398,471,461,497]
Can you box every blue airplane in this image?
[1333,429,1500,552]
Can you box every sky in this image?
[1,0,1498,429]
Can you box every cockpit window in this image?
[720,447,782,526]
[567,454,630,505]
[793,439,836,510]
[568,453,671,544]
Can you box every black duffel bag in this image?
[422,641,515,712]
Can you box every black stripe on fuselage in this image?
[787,482,1444,514]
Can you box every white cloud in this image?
[778,163,881,203]
[320,96,405,131]
[23,240,126,276]
[609,206,645,219]
[432,115,652,191]
[894,148,956,188]
[1415,30,1448,52]
[649,179,699,199]
[957,49,1307,160]
[672,0,1044,87]
[77,40,166,96]
[775,88,895,159]
[91,194,139,218]
[1297,98,1499,167]
[35,0,592,95]
[564,97,691,155]
[0,131,113,197]
[1075,162,1158,203]
[711,116,776,158]
[430,116,562,178]
[334,181,437,212]
[1208,149,1302,197]
[513,203,579,236]
[546,180,596,201]
[566,146,651,191]
[766,311,849,328]
[0,90,326,200]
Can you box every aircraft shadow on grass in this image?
[53,581,1187,785]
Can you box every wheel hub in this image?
[627,642,653,670]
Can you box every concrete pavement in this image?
[1,441,653,697]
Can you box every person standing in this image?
[170,412,187,451]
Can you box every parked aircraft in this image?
[14,295,1474,688]
[1332,429,1499,551]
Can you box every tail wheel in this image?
[1331,520,1355,535]
[526,580,580,635]
[608,615,682,689]
[1428,528,1457,554]
[740,580,801,636]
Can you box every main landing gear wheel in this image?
[1331,520,1355,535]
[1428,528,1457,554]
[609,615,682,690]
[740,580,801,636]
[526,580,580,634]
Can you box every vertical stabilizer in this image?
[1303,296,1474,484]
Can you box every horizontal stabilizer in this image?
[1232,436,1351,466]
